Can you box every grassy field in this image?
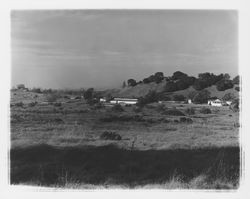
[10,90,240,189]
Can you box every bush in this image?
[179,117,193,123]
[28,102,37,107]
[133,106,142,113]
[163,108,185,116]
[100,114,144,122]
[173,94,186,101]
[200,107,212,114]
[15,102,24,107]
[100,131,122,140]
[30,88,42,93]
[230,99,239,112]
[156,104,166,112]
[53,102,62,107]
[235,86,240,92]
[222,93,236,101]
[185,107,195,115]
[93,102,104,110]
[111,104,124,112]
[46,94,60,102]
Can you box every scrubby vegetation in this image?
[185,107,195,115]
[163,108,185,116]
[200,107,212,114]
[100,131,122,140]
[111,104,124,112]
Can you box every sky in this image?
[11,10,238,89]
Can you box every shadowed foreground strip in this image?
[10,144,240,189]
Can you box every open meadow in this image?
[10,90,240,189]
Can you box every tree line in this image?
[125,71,240,92]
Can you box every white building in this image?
[208,99,223,107]
[225,101,232,106]
[100,98,106,103]
[110,98,138,105]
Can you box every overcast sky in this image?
[11,10,238,89]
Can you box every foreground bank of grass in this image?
[11,144,240,189]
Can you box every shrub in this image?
[185,107,195,115]
[133,106,142,113]
[87,98,99,105]
[30,88,42,93]
[100,114,145,123]
[100,131,122,140]
[28,102,37,107]
[173,94,186,101]
[235,87,240,92]
[200,107,212,114]
[111,104,124,112]
[15,102,24,107]
[54,102,62,107]
[230,99,239,112]
[93,102,104,109]
[179,117,193,123]
[51,118,64,124]
[222,93,236,101]
[156,104,166,112]
[163,108,185,116]
[46,93,60,102]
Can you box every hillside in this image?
[103,71,240,100]
[105,83,239,100]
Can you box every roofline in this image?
[114,98,138,101]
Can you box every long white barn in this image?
[110,98,138,105]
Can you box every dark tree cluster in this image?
[125,71,238,93]
[127,79,137,87]
[165,71,196,92]
[137,91,160,107]
[142,72,165,84]
[193,73,224,91]
[192,89,211,104]
[216,79,234,91]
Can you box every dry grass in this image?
[10,90,240,189]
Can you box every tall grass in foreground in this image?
[11,144,240,189]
